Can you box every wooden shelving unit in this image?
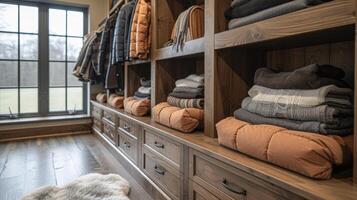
[154,37,204,60]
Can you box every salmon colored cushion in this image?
[96,92,107,103]
[108,94,124,109]
[216,117,351,179]
[152,102,203,133]
[124,97,150,117]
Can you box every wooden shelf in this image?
[153,37,204,60]
[126,59,151,66]
[214,0,355,50]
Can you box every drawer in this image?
[91,106,102,119]
[190,149,293,200]
[142,148,180,200]
[103,110,116,125]
[143,129,181,166]
[93,118,103,131]
[119,118,139,139]
[119,130,138,164]
[103,120,118,145]
[189,181,219,200]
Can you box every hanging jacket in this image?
[112,0,136,64]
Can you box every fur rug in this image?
[21,173,130,200]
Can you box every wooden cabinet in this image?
[118,129,138,164]
[92,105,102,119]
[119,117,140,139]
[103,119,118,146]
[93,118,103,131]
[103,110,116,125]
[189,181,220,200]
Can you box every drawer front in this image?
[92,106,102,119]
[144,130,180,166]
[119,130,138,164]
[119,118,139,139]
[189,181,220,200]
[190,150,292,200]
[93,118,103,131]
[143,148,180,200]
[103,120,118,145]
[103,110,116,125]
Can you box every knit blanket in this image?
[134,91,150,99]
[167,96,204,109]
[248,85,353,107]
[234,109,353,136]
[254,64,347,89]
[242,97,353,124]
[173,87,204,95]
[186,74,204,84]
[138,86,151,95]
[175,79,204,88]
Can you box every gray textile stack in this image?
[134,78,151,100]
[234,64,354,136]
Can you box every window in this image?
[0,1,88,119]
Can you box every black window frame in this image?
[0,0,89,120]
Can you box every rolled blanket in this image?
[234,109,353,136]
[186,74,204,84]
[167,96,204,109]
[248,85,353,108]
[225,0,292,20]
[124,97,150,117]
[228,0,330,29]
[108,94,124,109]
[138,86,151,95]
[96,92,107,103]
[140,78,151,87]
[176,79,204,88]
[242,97,353,124]
[216,117,351,179]
[134,91,151,99]
[254,64,347,89]
[173,87,204,96]
[231,0,250,8]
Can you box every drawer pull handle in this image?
[124,142,131,148]
[154,165,165,175]
[154,141,165,149]
[123,124,131,132]
[222,179,246,196]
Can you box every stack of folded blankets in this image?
[225,0,331,30]
[124,78,151,117]
[216,64,354,180]
[108,93,124,109]
[153,74,204,133]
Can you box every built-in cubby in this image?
[124,62,151,99]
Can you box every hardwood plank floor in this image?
[0,134,153,200]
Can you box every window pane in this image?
[20,88,38,113]
[20,6,38,33]
[0,33,18,59]
[67,87,83,111]
[50,87,65,112]
[0,89,18,115]
[0,3,18,32]
[0,61,18,87]
[49,36,65,61]
[20,34,38,60]
[49,62,65,87]
[49,9,66,35]
[67,11,83,37]
[67,37,82,61]
[67,62,81,86]
[20,62,38,87]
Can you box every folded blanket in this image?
[254,64,347,89]
[242,97,353,124]
[216,117,351,179]
[225,0,292,20]
[152,102,204,133]
[108,94,124,109]
[228,0,329,29]
[124,97,150,117]
[134,91,151,99]
[169,91,203,99]
[176,79,204,88]
[248,85,353,108]
[234,109,353,136]
[186,74,204,84]
[138,86,151,95]
[167,96,204,109]
[173,87,204,96]
[140,78,151,87]
[231,0,250,7]
[96,92,107,103]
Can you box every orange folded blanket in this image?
[152,102,204,133]
[108,94,124,109]
[216,117,352,179]
[96,92,107,103]
[124,97,150,117]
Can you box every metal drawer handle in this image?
[222,178,247,196]
[123,124,131,132]
[124,141,131,148]
[154,141,165,149]
[154,165,165,175]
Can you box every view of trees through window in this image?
[0,2,86,118]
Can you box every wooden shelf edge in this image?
[126,59,151,66]
[153,37,204,61]
[215,0,355,50]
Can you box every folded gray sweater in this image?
[242,97,353,124]
[254,64,347,89]
[248,85,353,108]
[234,108,353,136]
[228,0,329,29]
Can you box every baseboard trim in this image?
[0,131,92,142]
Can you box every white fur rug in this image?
[21,173,130,200]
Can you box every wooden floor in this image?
[0,134,152,200]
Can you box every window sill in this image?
[0,114,91,126]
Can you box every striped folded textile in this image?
[167,96,204,109]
